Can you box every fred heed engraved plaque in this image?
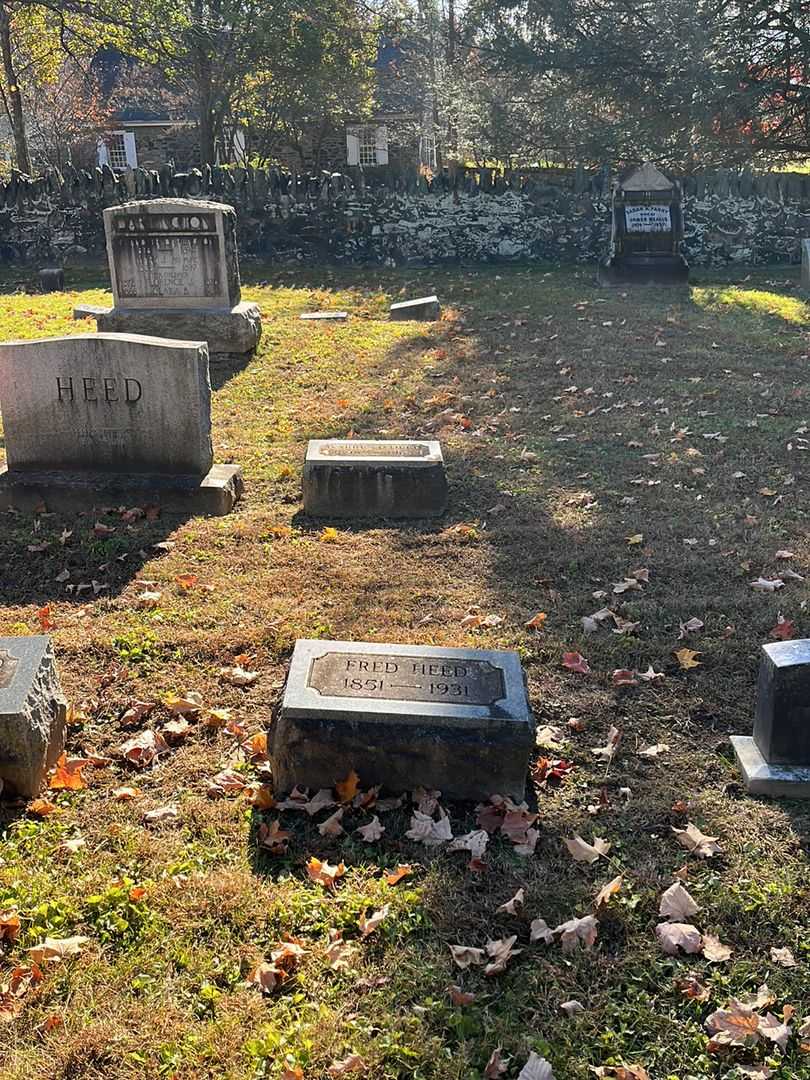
[308,651,505,706]
[271,640,535,801]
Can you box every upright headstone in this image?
[801,238,810,294]
[302,439,447,518]
[0,636,66,799]
[0,333,242,514]
[93,199,262,357]
[38,268,65,293]
[271,639,535,800]
[731,640,810,797]
[598,162,689,286]
[390,295,441,321]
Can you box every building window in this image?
[420,133,437,170]
[99,130,138,170]
[346,125,388,167]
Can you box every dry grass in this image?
[0,262,809,1079]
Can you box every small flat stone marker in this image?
[389,295,441,321]
[270,639,535,800]
[0,332,242,515]
[299,311,348,321]
[302,439,447,519]
[0,636,67,799]
[731,640,810,797]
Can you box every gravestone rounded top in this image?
[106,198,236,216]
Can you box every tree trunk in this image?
[0,1,31,174]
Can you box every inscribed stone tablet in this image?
[624,205,671,233]
[103,199,240,310]
[0,333,213,476]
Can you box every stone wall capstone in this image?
[2,161,810,269]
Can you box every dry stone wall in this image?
[1,161,809,269]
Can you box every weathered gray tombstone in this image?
[598,162,689,286]
[299,311,349,321]
[731,640,810,797]
[302,439,447,519]
[38,268,65,293]
[0,332,242,515]
[93,199,262,357]
[0,636,66,799]
[801,238,810,294]
[271,639,535,800]
[73,303,108,321]
[390,295,441,321]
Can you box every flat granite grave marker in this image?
[801,238,810,293]
[299,311,348,321]
[0,636,66,799]
[390,295,441,321]
[91,198,262,357]
[302,439,447,518]
[731,640,810,797]
[0,332,242,514]
[270,639,535,800]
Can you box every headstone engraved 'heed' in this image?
[0,332,242,514]
[598,162,689,286]
[303,439,447,519]
[0,636,67,799]
[92,199,262,357]
[270,640,535,800]
[731,639,810,797]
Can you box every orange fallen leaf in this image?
[28,799,58,817]
[175,573,198,590]
[112,786,142,801]
[0,911,21,942]
[335,769,360,803]
[562,651,590,674]
[385,864,413,886]
[674,647,701,670]
[306,856,345,889]
[525,612,547,630]
[771,616,795,641]
[37,605,55,631]
[49,752,89,791]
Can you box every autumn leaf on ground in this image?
[29,936,90,965]
[525,612,547,631]
[358,904,390,938]
[306,857,346,889]
[612,669,638,687]
[677,972,710,1001]
[335,769,360,803]
[659,882,700,921]
[0,912,21,942]
[257,820,291,855]
[750,577,784,593]
[625,533,643,545]
[484,1048,510,1078]
[384,864,412,886]
[565,835,611,864]
[770,946,796,967]
[327,1054,366,1077]
[37,605,55,631]
[279,788,336,816]
[530,917,554,944]
[771,615,795,640]
[484,935,522,976]
[561,999,585,1016]
[135,590,162,609]
[496,888,525,915]
[175,573,198,590]
[448,944,486,969]
[674,648,702,670]
[405,809,453,846]
[449,829,489,859]
[142,804,180,826]
[28,798,58,817]
[562,651,590,674]
[206,770,248,798]
[356,816,385,841]
[672,822,722,858]
[448,984,476,1006]
[638,742,669,758]
[246,961,285,994]
[164,692,204,715]
[49,752,89,791]
[590,1067,649,1080]
[325,929,354,971]
[118,729,170,768]
[705,999,763,1047]
[678,617,704,639]
[554,914,598,953]
[702,933,733,962]
[319,527,340,543]
[592,725,622,760]
[655,921,702,956]
[112,785,141,801]
[516,1051,556,1079]
[219,665,258,687]
[595,875,623,908]
[317,808,345,838]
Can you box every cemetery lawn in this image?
[2,262,810,1080]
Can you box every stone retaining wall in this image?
[2,162,809,269]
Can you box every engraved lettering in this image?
[103,378,119,402]
[125,378,142,403]
[57,376,74,402]
[320,441,430,458]
[82,377,97,401]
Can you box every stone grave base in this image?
[730,735,810,798]
[303,439,447,519]
[597,256,689,286]
[0,464,243,516]
[95,301,262,356]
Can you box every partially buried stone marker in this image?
[731,640,810,797]
[0,636,66,799]
[389,295,441,321]
[270,639,535,800]
[302,439,447,518]
[0,332,242,515]
[92,199,261,357]
[300,311,348,321]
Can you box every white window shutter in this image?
[97,138,110,167]
[375,125,389,165]
[346,128,360,165]
[123,131,138,167]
